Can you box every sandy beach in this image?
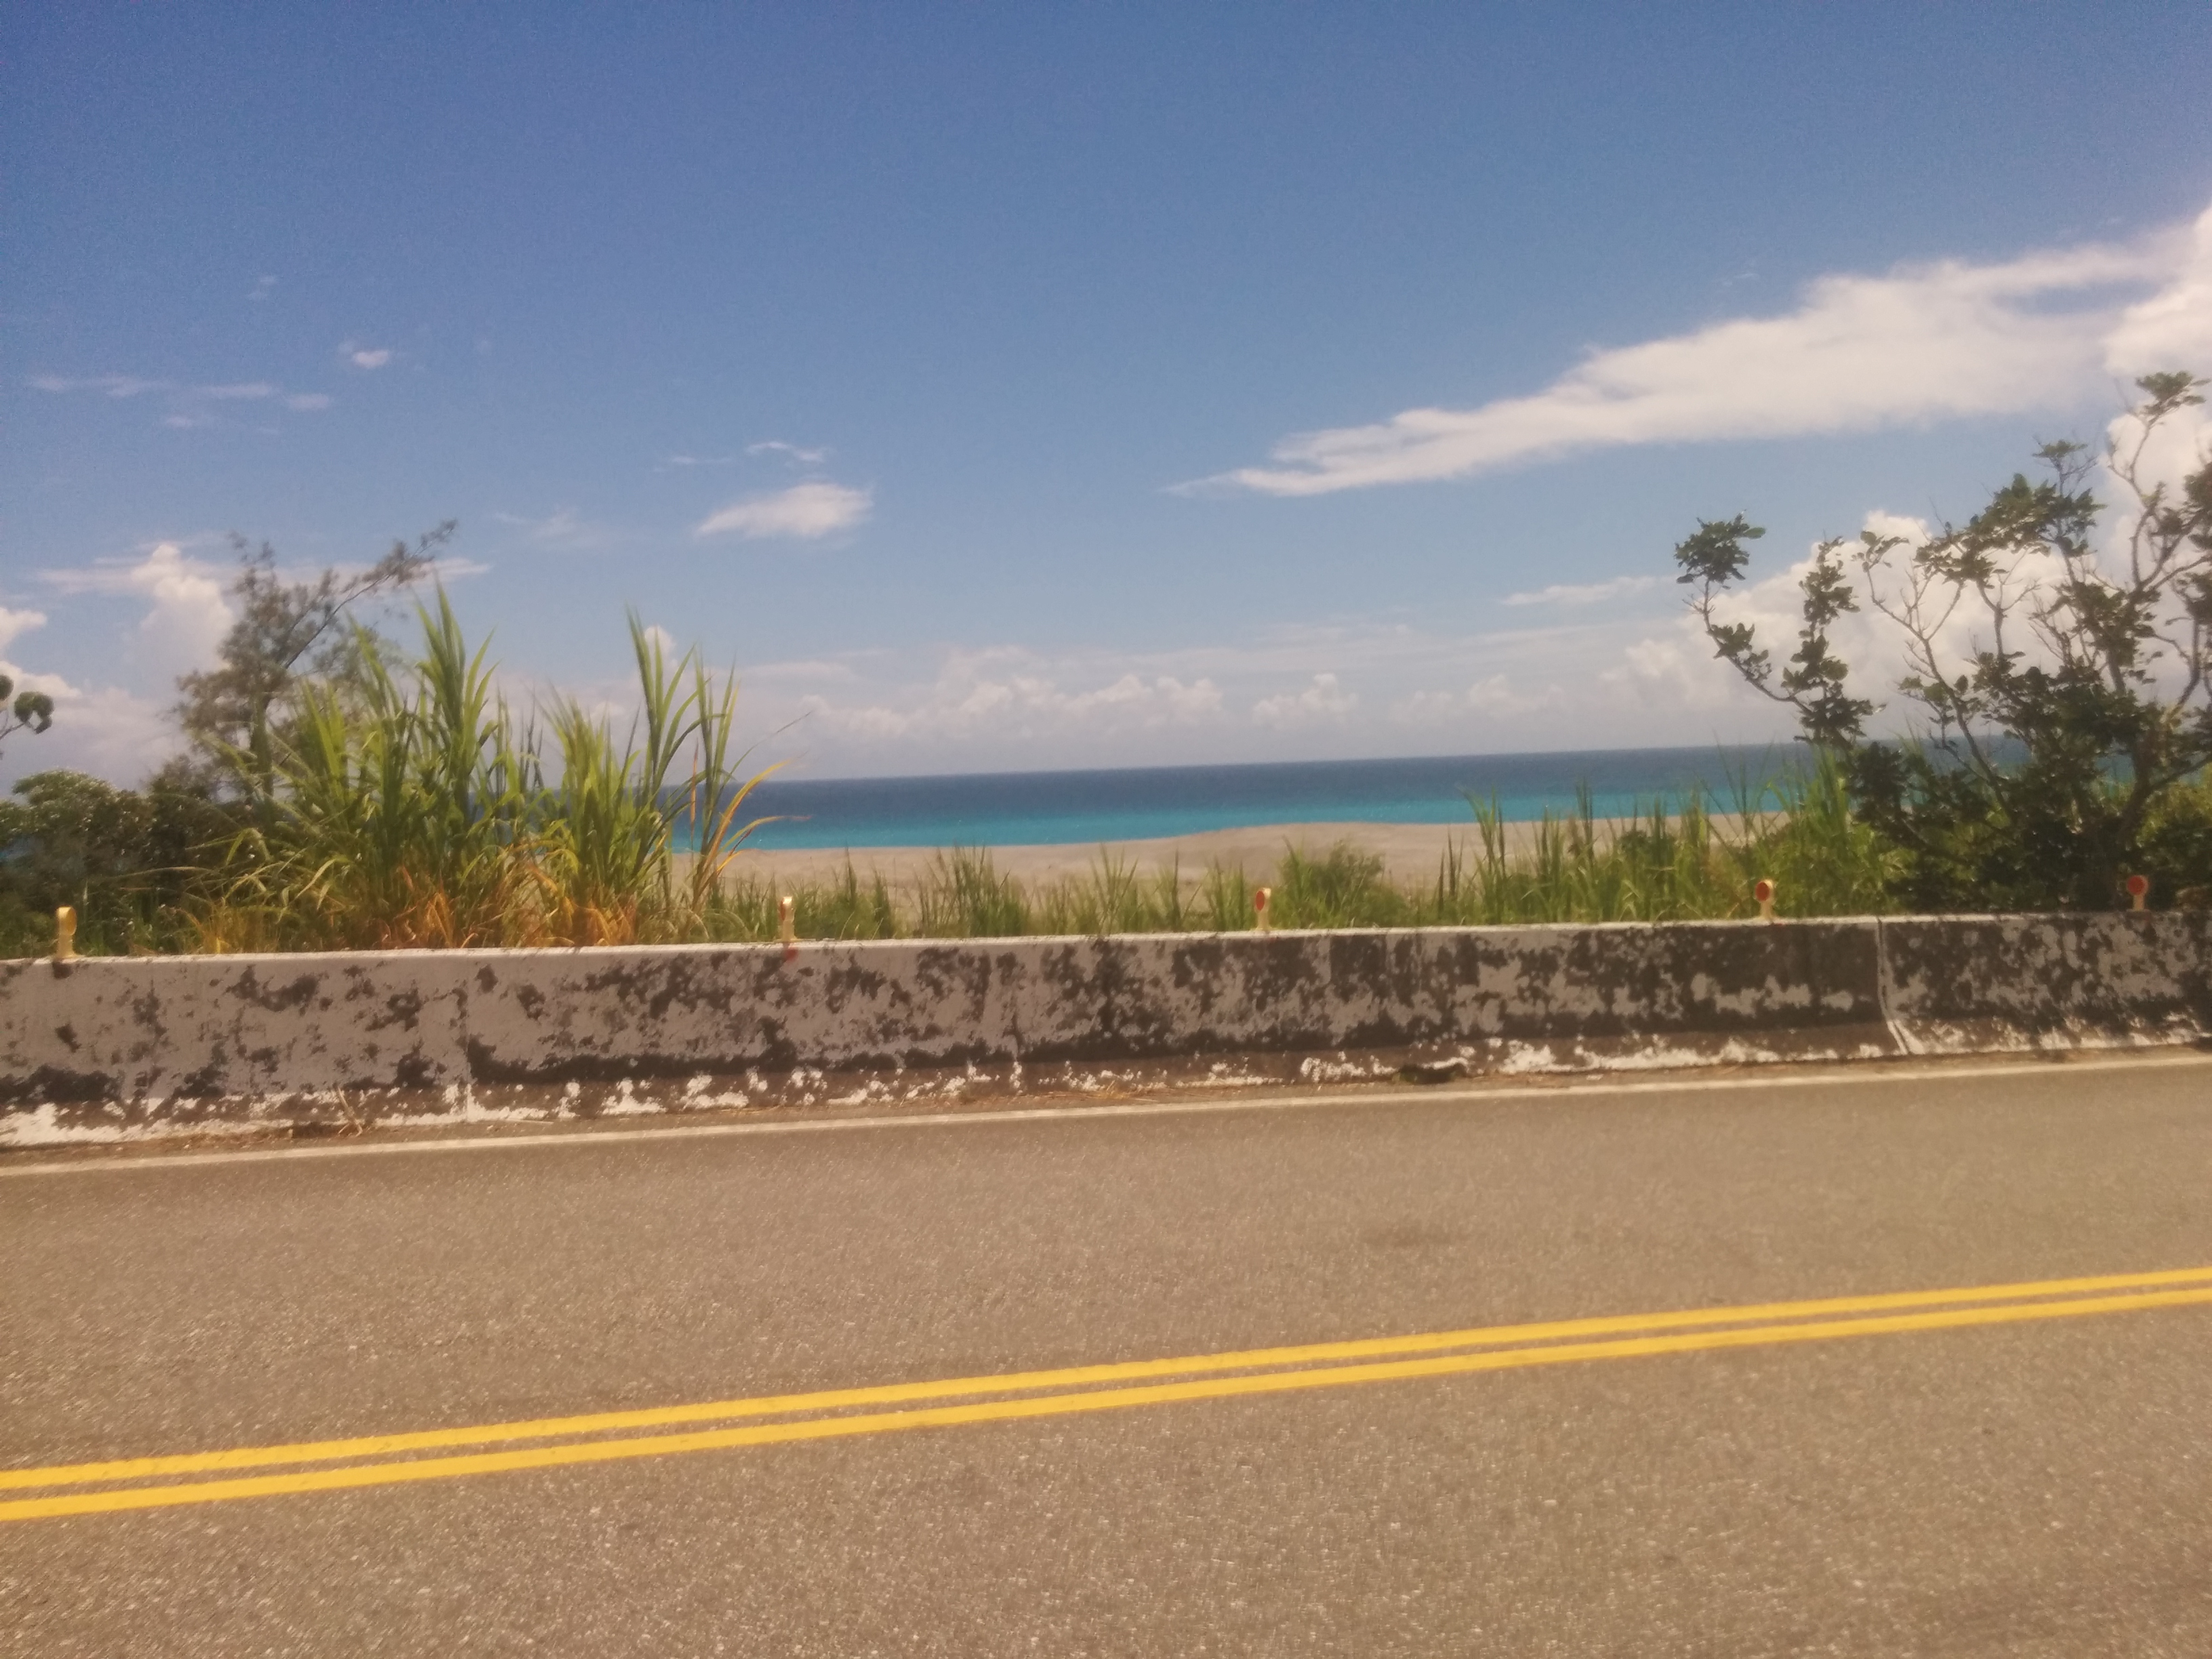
[720,818,1640,890]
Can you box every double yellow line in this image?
[8,1264,2211,1523]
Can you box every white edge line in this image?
[5,1051,2209,1179]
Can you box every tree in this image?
[1675,372,2212,911]
[175,522,455,802]
[0,769,229,957]
[0,671,56,762]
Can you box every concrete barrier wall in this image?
[3,913,2207,1144]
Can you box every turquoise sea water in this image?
[729,744,1814,850]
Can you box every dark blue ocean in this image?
[731,745,1815,850]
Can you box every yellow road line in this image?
[9,1263,2212,1495]
[5,1278,2211,1522]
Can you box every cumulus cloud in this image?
[1599,505,2102,726]
[697,481,873,541]
[1195,206,2211,497]
[1251,672,1357,729]
[796,652,1223,743]
[1504,575,1656,607]
[1,550,233,783]
[0,605,49,656]
[347,347,392,369]
[35,544,232,686]
[1390,674,1562,724]
[2106,204,2212,373]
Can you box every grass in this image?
[691,750,1907,942]
[23,587,2103,958]
[191,596,775,951]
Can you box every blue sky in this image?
[6,4,2211,784]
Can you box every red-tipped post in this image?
[1753,878,1776,923]
[1253,886,1273,933]
[2126,873,2150,914]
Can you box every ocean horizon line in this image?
[714,741,1816,852]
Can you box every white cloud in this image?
[797,653,1223,743]
[493,507,617,549]
[1597,504,2126,730]
[696,481,873,541]
[1,554,224,785]
[747,440,832,464]
[0,672,176,785]
[28,371,330,425]
[1601,636,1736,712]
[1504,575,1657,607]
[1389,674,1562,724]
[0,605,49,655]
[2106,203,2212,373]
[28,374,169,398]
[1196,210,2206,497]
[33,544,234,682]
[348,348,392,370]
[745,657,863,684]
[127,545,234,680]
[1251,672,1357,729]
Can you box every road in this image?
[3,1054,2211,1656]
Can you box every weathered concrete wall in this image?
[3,913,2206,1143]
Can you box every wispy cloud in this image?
[696,481,872,541]
[345,345,392,369]
[1192,205,2212,497]
[747,439,832,464]
[29,372,331,422]
[28,374,170,398]
[1504,575,1656,607]
[658,453,738,470]
[490,508,617,550]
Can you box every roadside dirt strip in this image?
[9,1262,2211,1523]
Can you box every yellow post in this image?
[55,905,77,962]
[777,895,798,945]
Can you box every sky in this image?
[5,3,2212,787]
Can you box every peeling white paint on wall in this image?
[3,915,2205,1145]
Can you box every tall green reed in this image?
[200,596,773,949]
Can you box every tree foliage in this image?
[0,670,57,762]
[0,769,230,956]
[174,522,454,801]
[1676,372,2212,910]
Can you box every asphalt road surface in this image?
[4,1053,2211,1656]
